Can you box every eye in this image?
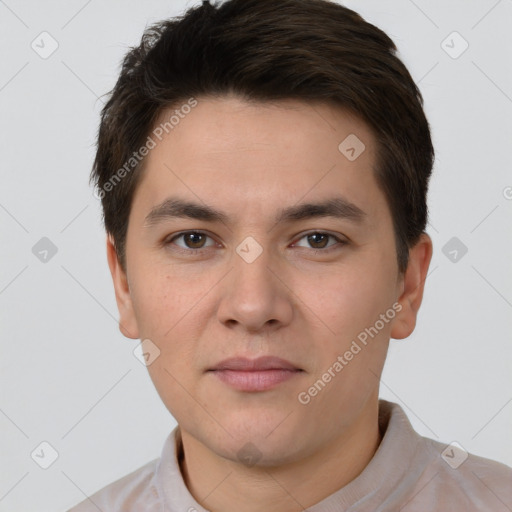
[164,230,347,255]
[293,231,346,251]
[166,231,217,251]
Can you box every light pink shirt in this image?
[67,400,512,511]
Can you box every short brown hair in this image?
[91,0,434,274]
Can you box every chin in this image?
[221,436,306,469]
[209,415,309,466]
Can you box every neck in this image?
[178,399,382,512]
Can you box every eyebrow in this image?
[143,196,366,228]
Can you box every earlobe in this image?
[106,235,140,339]
[390,233,433,340]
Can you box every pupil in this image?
[187,233,204,248]
[309,233,327,248]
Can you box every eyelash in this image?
[164,230,347,256]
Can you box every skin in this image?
[107,95,432,512]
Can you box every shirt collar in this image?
[155,400,422,511]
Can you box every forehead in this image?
[130,96,388,229]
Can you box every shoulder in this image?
[378,401,512,510]
[408,436,512,511]
[66,457,162,512]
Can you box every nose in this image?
[216,242,294,333]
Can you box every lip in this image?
[208,356,303,392]
[209,356,301,372]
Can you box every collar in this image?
[155,400,421,511]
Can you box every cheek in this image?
[130,266,203,337]
[131,267,208,375]
[299,270,397,394]
[305,265,395,340]
[300,271,394,407]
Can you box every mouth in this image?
[207,356,304,392]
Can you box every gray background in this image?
[1,0,511,510]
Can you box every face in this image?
[108,95,430,466]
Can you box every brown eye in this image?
[167,231,216,251]
[183,232,207,249]
[307,233,330,249]
[294,232,344,251]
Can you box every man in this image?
[69,0,512,510]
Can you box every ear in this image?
[390,233,433,340]
[106,234,140,339]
